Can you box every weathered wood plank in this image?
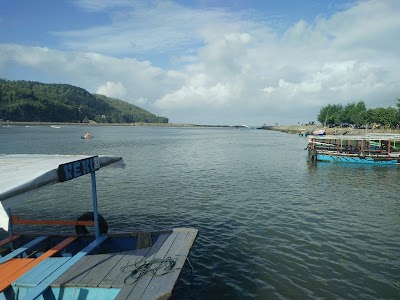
[110,248,153,288]
[65,256,101,287]
[97,249,149,288]
[112,233,171,290]
[129,230,186,300]
[72,254,111,287]
[114,232,178,300]
[50,256,91,286]
[116,228,198,300]
[87,251,135,287]
[140,229,198,300]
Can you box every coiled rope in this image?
[122,256,193,284]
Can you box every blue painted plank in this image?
[50,287,121,300]
[0,236,48,264]
[14,257,71,288]
[14,258,57,287]
[21,235,108,300]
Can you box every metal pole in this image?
[7,208,13,238]
[91,171,100,242]
[7,208,15,250]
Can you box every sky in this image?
[0,0,399,126]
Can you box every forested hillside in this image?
[0,79,168,123]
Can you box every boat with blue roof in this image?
[307,134,400,164]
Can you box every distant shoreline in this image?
[3,122,399,135]
[259,125,400,135]
[0,121,231,128]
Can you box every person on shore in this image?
[84,131,91,139]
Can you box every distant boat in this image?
[312,129,326,136]
[298,129,309,137]
[307,134,400,165]
[51,125,61,128]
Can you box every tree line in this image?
[317,100,400,128]
[0,79,168,124]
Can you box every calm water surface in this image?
[1,125,399,299]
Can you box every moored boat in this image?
[312,129,326,136]
[298,129,310,137]
[307,134,400,164]
[0,154,198,299]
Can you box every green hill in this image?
[0,79,168,123]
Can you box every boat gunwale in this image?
[308,134,400,141]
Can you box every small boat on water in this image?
[298,129,310,137]
[0,154,198,299]
[307,134,400,164]
[312,129,326,136]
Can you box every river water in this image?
[1,125,399,299]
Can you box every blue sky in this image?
[1,0,399,125]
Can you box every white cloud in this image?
[96,81,127,99]
[0,44,183,110]
[58,1,236,56]
[72,0,136,12]
[1,0,400,125]
[264,61,385,99]
[155,82,233,110]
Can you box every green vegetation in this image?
[0,79,168,123]
[317,100,400,128]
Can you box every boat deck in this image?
[1,228,198,300]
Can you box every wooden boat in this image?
[298,129,310,137]
[0,154,198,299]
[312,129,326,136]
[307,134,400,164]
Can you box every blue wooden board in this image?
[21,235,107,300]
[13,257,71,288]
